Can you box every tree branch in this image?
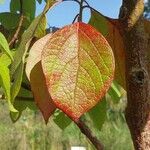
[120,0,144,30]
[119,0,150,149]
[75,119,104,150]
[9,0,24,47]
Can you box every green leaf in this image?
[0,55,16,114]
[10,73,36,122]
[14,98,37,112]
[15,98,37,111]
[10,0,36,21]
[10,38,30,106]
[0,62,17,112]
[10,15,47,104]
[41,22,115,121]
[0,32,13,60]
[11,62,24,103]
[10,49,31,121]
[10,15,42,76]
[10,62,24,121]
[89,10,108,36]
[10,1,60,117]
[53,110,72,130]
[0,50,15,67]
[11,0,60,76]
[108,81,122,103]
[0,54,12,67]
[88,98,107,130]
[34,15,47,38]
[10,87,37,122]
[0,12,20,29]
[10,0,19,13]
[0,12,30,30]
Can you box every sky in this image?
[0,0,122,27]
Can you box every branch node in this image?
[131,68,147,85]
[119,5,128,20]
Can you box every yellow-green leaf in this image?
[34,15,47,38]
[0,61,17,112]
[88,97,107,130]
[89,10,108,36]
[0,32,13,61]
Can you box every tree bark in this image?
[119,0,150,149]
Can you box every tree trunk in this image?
[119,0,150,149]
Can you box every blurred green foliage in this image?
[0,97,134,150]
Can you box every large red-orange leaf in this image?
[41,22,115,121]
[89,11,126,88]
[25,34,56,123]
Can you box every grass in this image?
[0,98,134,150]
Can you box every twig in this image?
[84,0,90,6]
[82,5,110,18]
[78,0,84,22]
[9,0,24,47]
[19,0,23,14]
[82,5,100,14]
[75,118,104,150]
[62,0,80,5]
[9,15,24,47]
[72,13,79,23]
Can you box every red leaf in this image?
[106,20,126,88]
[41,22,115,121]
